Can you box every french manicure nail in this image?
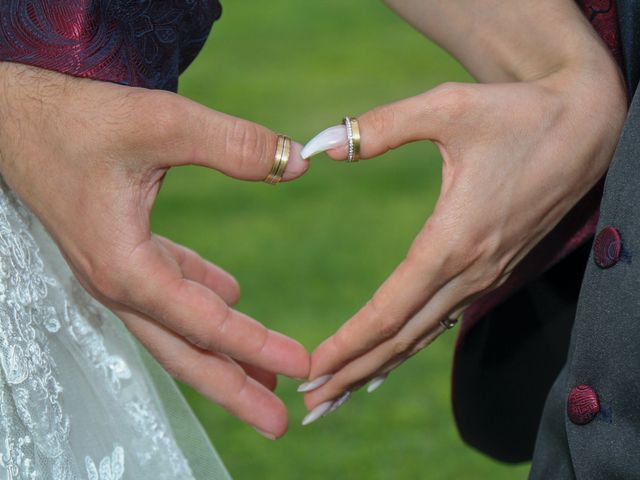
[301,125,347,159]
[297,374,332,393]
[325,391,352,416]
[254,428,276,440]
[302,401,334,426]
[367,374,388,393]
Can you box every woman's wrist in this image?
[537,61,626,189]
[386,0,627,183]
[469,4,617,83]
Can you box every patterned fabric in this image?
[0,178,198,479]
[581,0,622,62]
[0,0,222,91]
[460,0,622,338]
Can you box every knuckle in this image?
[430,82,479,120]
[252,328,270,357]
[212,304,233,336]
[377,317,402,339]
[182,306,230,352]
[391,338,414,357]
[448,240,481,274]
[226,277,241,306]
[408,228,479,278]
[459,259,505,296]
[184,332,218,352]
[469,237,510,291]
[228,368,250,399]
[185,305,232,352]
[367,105,397,140]
[477,262,505,291]
[222,119,270,174]
[330,329,349,354]
[365,297,402,338]
[366,295,385,320]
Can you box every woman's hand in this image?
[0,62,310,439]
[300,57,626,421]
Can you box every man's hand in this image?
[0,62,310,439]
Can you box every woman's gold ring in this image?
[343,116,361,163]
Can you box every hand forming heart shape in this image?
[0,61,310,440]
[298,73,625,424]
[0,26,626,440]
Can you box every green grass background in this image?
[152,1,530,478]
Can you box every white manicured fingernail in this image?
[367,374,388,393]
[325,391,352,415]
[302,401,334,426]
[254,428,276,440]
[301,125,347,159]
[297,374,332,393]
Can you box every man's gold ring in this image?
[264,135,291,185]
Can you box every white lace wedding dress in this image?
[0,177,231,479]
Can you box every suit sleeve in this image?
[0,0,221,91]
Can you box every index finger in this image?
[309,226,454,379]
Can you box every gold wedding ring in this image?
[343,116,361,162]
[264,135,291,185]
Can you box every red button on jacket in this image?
[567,385,600,425]
[593,227,622,268]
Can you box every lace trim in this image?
[64,297,192,477]
[0,196,73,478]
[0,185,194,478]
[85,446,124,480]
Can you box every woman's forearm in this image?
[384,0,617,83]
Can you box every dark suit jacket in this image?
[2,0,638,474]
[453,0,640,470]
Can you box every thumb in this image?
[141,90,309,181]
[301,83,466,161]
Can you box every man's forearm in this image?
[384,0,617,83]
